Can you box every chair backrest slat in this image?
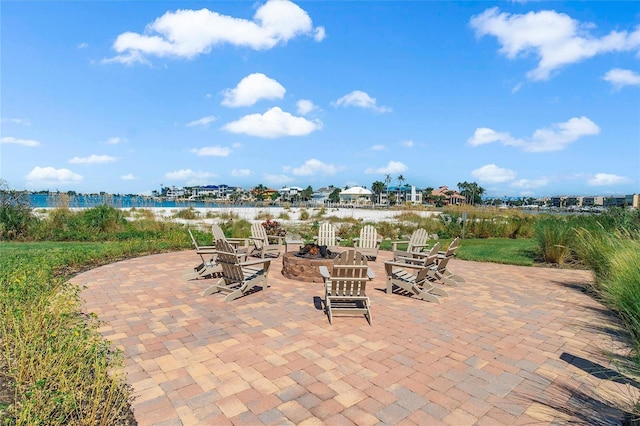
[215,239,245,281]
[317,223,338,246]
[408,228,429,252]
[358,225,379,249]
[251,223,268,249]
[329,250,369,296]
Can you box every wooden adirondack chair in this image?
[314,223,342,252]
[391,228,430,253]
[436,237,465,283]
[202,239,272,301]
[249,222,283,259]
[393,242,440,266]
[212,223,250,253]
[319,249,374,324]
[352,225,382,261]
[384,255,449,303]
[188,229,221,279]
[427,256,459,287]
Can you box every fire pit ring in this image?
[282,244,339,283]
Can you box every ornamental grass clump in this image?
[534,217,576,265]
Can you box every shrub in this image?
[0,180,35,240]
[534,217,576,265]
[172,207,199,220]
[299,209,310,220]
[261,218,286,237]
[82,204,126,233]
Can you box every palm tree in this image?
[422,186,434,205]
[384,174,391,207]
[253,184,266,201]
[371,181,385,205]
[396,174,405,204]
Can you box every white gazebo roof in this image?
[340,186,372,196]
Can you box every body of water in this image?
[29,193,224,209]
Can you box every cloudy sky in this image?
[2,1,639,197]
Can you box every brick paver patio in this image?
[72,249,638,425]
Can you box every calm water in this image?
[29,193,223,209]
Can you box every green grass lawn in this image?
[380,237,538,266]
[453,238,538,266]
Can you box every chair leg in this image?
[365,299,372,325]
[224,288,244,302]
[418,292,441,303]
[202,278,225,296]
[429,285,449,298]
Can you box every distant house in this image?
[431,186,464,205]
[339,186,373,205]
[278,186,304,201]
[311,187,335,205]
[165,186,185,198]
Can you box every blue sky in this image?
[2,1,639,198]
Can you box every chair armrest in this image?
[239,258,272,268]
[227,238,249,247]
[391,240,409,251]
[319,266,330,279]
[367,268,375,280]
[266,235,284,244]
[384,260,426,271]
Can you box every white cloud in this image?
[401,139,414,148]
[105,0,324,64]
[1,136,40,147]
[222,107,322,138]
[232,169,252,177]
[314,26,326,42]
[510,178,549,189]
[164,168,217,185]
[470,8,640,80]
[364,160,408,175]
[1,118,31,126]
[468,116,600,152]
[511,82,523,94]
[104,137,127,145]
[332,90,391,113]
[221,73,285,107]
[587,173,632,186]
[603,68,640,89]
[26,166,83,184]
[296,99,317,115]
[472,164,517,183]
[186,115,217,127]
[263,173,294,186]
[370,144,385,151]
[121,173,136,180]
[69,154,117,164]
[190,146,231,156]
[78,42,88,49]
[285,159,337,176]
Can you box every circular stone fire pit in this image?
[281,244,339,283]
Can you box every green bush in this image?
[172,207,199,220]
[534,217,576,264]
[0,181,35,240]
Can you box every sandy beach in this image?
[146,206,441,224]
